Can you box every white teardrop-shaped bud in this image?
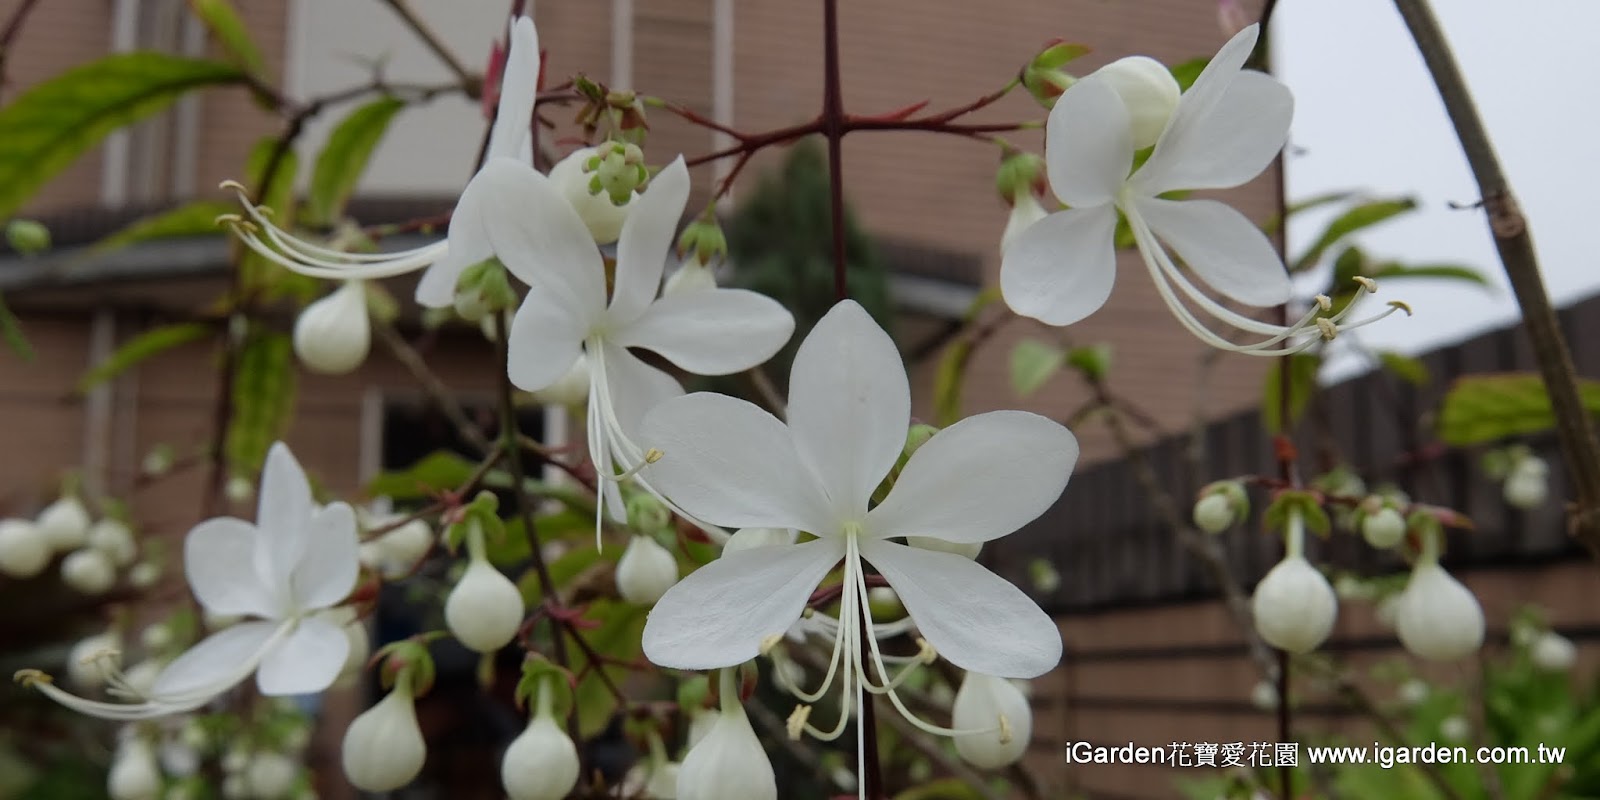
[1504,458,1549,509]
[364,518,435,579]
[246,751,300,799]
[906,536,982,560]
[1361,507,1406,549]
[1093,56,1182,150]
[37,496,91,551]
[88,518,139,566]
[1532,631,1577,671]
[122,660,162,695]
[686,708,717,750]
[159,738,200,777]
[621,761,680,799]
[531,353,591,407]
[128,561,161,588]
[0,518,51,577]
[225,475,254,504]
[1192,493,1234,534]
[549,147,635,244]
[1396,562,1484,661]
[445,558,525,652]
[722,528,796,555]
[1439,715,1470,742]
[867,586,904,621]
[616,535,679,605]
[501,707,579,800]
[108,739,162,800]
[61,548,116,594]
[951,672,1032,769]
[293,280,371,375]
[664,261,717,296]
[677,700,776,800]
[1250,555,1338,654]
[1250,680,1278,711]
[1396,679,1428,707]
[68,631,122,689]
[999,192,1049,254]
[140,623,172,652]
[341,684,426,791]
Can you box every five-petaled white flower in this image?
[225,16,542,307]
[477,155,794,537]
[1002,24,1400,354]
[638,300,1074,742]
[19,443,358,719]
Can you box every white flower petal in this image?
[861,540,1060,677]
[640,392,835,533]
[609,158,690,326]
[1134,196,1290,307]
[256,616,349,696]
[185,518,277,618]
[786,300,908,521]
[150,621,279,698]
[477,158,607,315]
[255,443,313,591]
[1134,70,1292,195]
[999,205,1118,326]
[507,286,588,392]
[1044,75,1133,208]
[600,342,684,440]
[485,17,541,162]
[867,411,1077,544]
[613,288,794,376]
[290,502,359,611]
[415,167,493,308]
[642,539,844,669]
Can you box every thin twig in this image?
[380,0,478,93]
[373,322,493,455]
[0,0,44,102]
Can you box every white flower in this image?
[62,548,116,594]
[907,536,982,560]
[88,519,139,566]
[549,146,637,244]
[341,683,426,791]
[444,551,524,653]
[722,527,796,555]
[1504,457,1549,509]
[951,672,1032,769]
[501,678,579,800]
[293,280,371,375]
[20,443,359,719]
[999,192,1048,254]
[483,156,794,539]
[640,301,1074,750]
[616,534,679,604]
[1251,555,1337,654]
[1001,26,1399,354]
[1361,507,1406,549]
[68,631,122,689]
[677,670,775,800]
[620,760,680,799]
[245,752,299,799]
[530,353,591,407]
[663,260,717,296]
[108,738,162,800]
[223,16,543,309]
[1532,631,1576,671]
[1396,561,1483,661]
[0,518,51,577]
[37,496,91,551]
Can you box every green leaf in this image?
[90,201,235,254]
[1377,351,1430,386]
[931,287,1000,426]
[1009,338,1063,397]
[562,599,647,737]
[1291,197,1417,272]
[365,450,479,499]
[0,53,245,219]
[1262,352,1321,433]
[1367,261,1489,287]
[0,291,32,360]
[1066,342,1113,381]
[307,97,407,227]
[1262,190,1358,236]
[1168,57,1209,91]
[1438,373,1600,445]
[77,322,212,392]
[187,0,266,76]
[226,328,296,477]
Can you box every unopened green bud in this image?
[5,219,50,255]
[626,493,672,534]
[904,423,939,458]
[454,258,517,321]
[676,213,728,267]
[592,142,649,206]
[994,151,1047,205]
[1022,40,1090,109]
[1194,481,1248,534]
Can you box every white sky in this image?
[1274,0,1598,378]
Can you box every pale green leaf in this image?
[90,201,235,254]
[1438,372,1600,445]
[187,0,266,76]
[77,322,212,392]
[1262,352,1321,433]
[307,97,407,226]
[1010,338,1063,397]
[1291,197,1417,273]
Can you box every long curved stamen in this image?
[800,551,857,742]
[218,183,447,281]
[786,567,853,706]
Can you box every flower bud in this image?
[245,752,299,799]
[108,738,162,800]
[501,688,579,800]
[907,536,981,560]
[453,259,518,322]
[995,150,1046,206]
[128,561,161,589]
[723,527,796,555]
[88,518,139,566]
[616,534,679,605]
[550,147,636,244]
[1251,556,1337,654]
[531,353,591,407]
[1439,715,1470,743]
[122,660,162,695]
[294,281,371,375]
[867,586,904,621]
[68,631,121,689]
[1249,680,1278,711]
[1092,56,1181,149]
[675,212,728,268]
[677,700,775,800]
[62,548,116,594]
[6,218,51,255]
[1360,506,1406,549]
[620,761,680,799]
[342,684,426,791]
[142,445,175,476]
[1532,631,1576,671]
[37,496,91,551]
[363,518,435,579]
[159,738,200,777]
[445,557,525,652]
[664,260,718,296]
[1396,562,1484,661]
[1027,558,1061,593]
[1022,40,1089,108]
[1192,494,1233,534]
[626,494,672,533]
[952,672,1032,769]
[0,518,51,578]
[1000,193,1048,254]
[686,708,717,750]
[1504,457,1549,510]
[141,623,173,652]
[225,476,254,504]
[1397,679,1428,707]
